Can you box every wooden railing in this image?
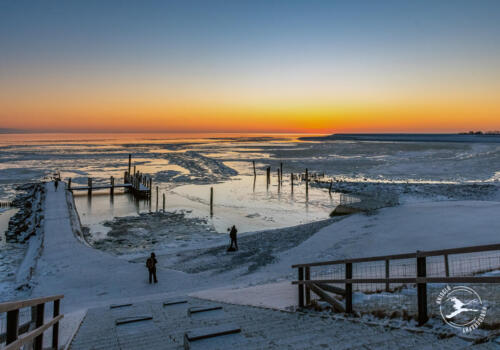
[0,295,63,350]
[292,243,500,325]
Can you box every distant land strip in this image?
[300,133,500,143]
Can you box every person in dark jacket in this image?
[146,252,158,284]
[228,225,238,251]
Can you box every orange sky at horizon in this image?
[2,96,499,134]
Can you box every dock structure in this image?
[68,154,152,199]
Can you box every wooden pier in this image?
[68,155,152,199]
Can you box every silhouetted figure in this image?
[146,252,158,284]
[54,179,59,192]
[228,225,238,251]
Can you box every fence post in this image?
[385,259,390,292]
[444,254,450,277]
[6,309,19,344]
[298,267,304,308]
[417,252,428,325]
[345,262,353,313]
[52,299,60,350]
[34,303,45,350]
[305,266,311,306]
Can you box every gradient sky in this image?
[1,0,500,133]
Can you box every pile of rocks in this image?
[5,183,45,242]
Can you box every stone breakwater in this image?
[5,183,45,243]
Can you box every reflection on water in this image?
[74,174,340,242]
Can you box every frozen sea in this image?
[1,132,500,262]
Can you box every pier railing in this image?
[0,295,63,350]
[292,243,500,325]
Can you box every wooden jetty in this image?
[68,155,152,199]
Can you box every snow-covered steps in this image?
[68,296,494,350]
[184,324,241,349]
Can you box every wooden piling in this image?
[156,187,159,212]
[68,178,72,190]
[88,178,92,196]
[305,168,309,198]
[128,154,131,175]
[277,169,280,192]
[110,176,114,195]
[252,161,256,177]
[280,162,283,183]
[162,193,165,212]
[328,180,332,195]
[291,173,294,193]
[210,187,214,217]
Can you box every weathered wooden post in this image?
[298,267,304,308]
[133,165,136,177]
[252,160,256,177]
[156,186,159,212]
[329,180,332,195]
[68,178,72,190]
[266,167,270,186]
[6,309,19,345]
[110,176,115,195]
[385,259,390,292]
[34,303,44,350]
[305,168,309,199]
[52,299,60,350]
[291,173,294,193]
[162,193,165,212]
[88,177,92,196]
[305,266,311,306]
[280,162,283,183]
[444,254,450,277]
[210,187,214,217]
[128,154,132,175]
[345,262,353,313]
[417,251,428,325]
[277,168,280,192]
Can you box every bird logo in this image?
[437,285,487,332]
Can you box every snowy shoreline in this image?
[1,178,499,347]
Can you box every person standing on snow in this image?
[146,252,158,284]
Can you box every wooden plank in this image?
[315,283,346,296]
[115,315,153,325]
[163,299,188,306]
[187,306,222,316]
[3,315,63,350]
[110,303,133,309]
[293,278,416,284]
[309,284,345,313]
[185,324,241,341]
[0,295,63,314]
[292,276,500,285]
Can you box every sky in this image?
[1,0,500,134]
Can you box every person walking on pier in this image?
[228,225,238,251]
[146,252,158,284]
